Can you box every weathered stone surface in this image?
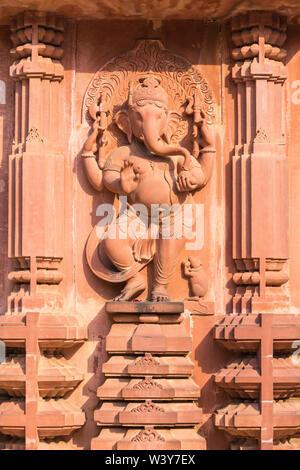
[0,0,299,451]
[97,377,200,400]
[0,354,84,398]
[91,427,206,450]
[0,313,87,349]
[106,323,192,354]
[0,1,300,25]
[95,401,203,426]
[106,302,184,314]
[0,399,85,438]
[102,354,195,377]
[214,400,300,439]
[214,314,300,352]
[215,356,300,399]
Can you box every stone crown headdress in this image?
[129,74,169,109]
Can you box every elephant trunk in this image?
[142,120,191,171]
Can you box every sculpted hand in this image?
[198,110,214,149]
[120,159,141,194]
[82,118,100,155]
[176,170,198,192]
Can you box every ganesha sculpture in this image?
[81,41,215,302]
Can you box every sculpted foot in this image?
[113,274,146,302]
[151,285,169,302]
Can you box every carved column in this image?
[8,11,65,312]
[213,12,298,452]
[0,12,87,451]
[231,12,289,314]
[230,13,290,449]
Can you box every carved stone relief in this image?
[81,40,216,302]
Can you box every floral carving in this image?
[131,427,165,442]
[26,127,43,143]
[82,40,215,152]
[130,400,165,414]
[131,376,163,390]
[133,353,160,368]
[254,128,271,143]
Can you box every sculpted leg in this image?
[152,237,186,302]
[104,237,135,271]
[103,237,146,301]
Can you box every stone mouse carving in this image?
[183,256,208,299]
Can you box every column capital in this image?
[9,11,64,81]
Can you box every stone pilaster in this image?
[214,12,294,452]
[8,11,65,313]
[0,12,87,451]
[231,12,289,315]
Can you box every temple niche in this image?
[0,1,299,452]
[81,40,216,304]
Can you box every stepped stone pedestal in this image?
[91,302,206,450]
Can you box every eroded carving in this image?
[130,400,165,414]
[131,427,165,442]
[133,353,160,368]
[131,377,163,390]
[254,128,271,143]
[26,127,43,143]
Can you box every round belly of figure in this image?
[133,173,173,207]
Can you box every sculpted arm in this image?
[83,157,104,191]
[176,113,215,192]
[103,169,125,195]
[176,156,208,192]
[103,148,141,195]
[196,115,215,185]
[82,119,104,191]
[81,122,136,196]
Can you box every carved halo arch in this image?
[82,39,215,150]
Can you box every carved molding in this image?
[130,400,165,414]
[8,11,65,315]
[131,377,163,391]
[131,427,165,443]
[231,12,287,63]
[133,353,160,368]
[10,12,64,81]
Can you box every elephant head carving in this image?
[114,75,191,170]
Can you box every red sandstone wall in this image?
[286,25,300,313]
[0,27,13,315]
[1,17,300,450]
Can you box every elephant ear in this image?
[164,110,181,144]
[114,110,132,143]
